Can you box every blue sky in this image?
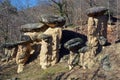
[10,0,48,10]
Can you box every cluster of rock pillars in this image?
[1,6,112,73]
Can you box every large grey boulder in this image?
[86,6,108,17]
[40,14,66,27]
[20,23,48,32]
[64,38,84,51]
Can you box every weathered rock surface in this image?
[86,6,108,17]
[40,14,66,27]
[53,43,120,80]
[20,23,48,32]
[64,38,85,51]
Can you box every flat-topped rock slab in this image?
[86,6,108,17]
[21,23,48,32]
[64,38,84,51]
[40,14,66,27]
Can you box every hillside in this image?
[1,0,120,80]
[0,27,120,80]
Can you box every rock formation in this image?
[15,35,34,73]
[1,22,49,73]
[0,9,109,73]
[21,23,49,41]
[82,6,108,69]
[64,38,85,70]
[1,43,18,62]
[1,14,66,73]
[15,23,50,73]
[39,14,66,69]
[38,34,52,69]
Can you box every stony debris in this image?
[101,54,111,71]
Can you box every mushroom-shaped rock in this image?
[37,34,52,42]
[40,14,66,27]
[20,23,48,32]
[86,6,108,17]
[64,38,84,51]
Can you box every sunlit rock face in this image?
[39,14,65,69]
[82,6,108,69]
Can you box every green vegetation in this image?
[17,62,69,80]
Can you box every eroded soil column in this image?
[83,7,108,69]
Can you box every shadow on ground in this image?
[59,30,87,59]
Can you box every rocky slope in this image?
[53,43,120,80]
[0,42,120,80]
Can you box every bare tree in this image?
[0,0,17,43]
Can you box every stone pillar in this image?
[87,17,99,47]
[1,43,18,62]
[84,7,108,69]
[68,51,79,70]
[15,35,34,73]
[39,35,52,69]
[16,43,33,73]
[64,38,84,70]
[41,27,62,67]
[39,14,65,69]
